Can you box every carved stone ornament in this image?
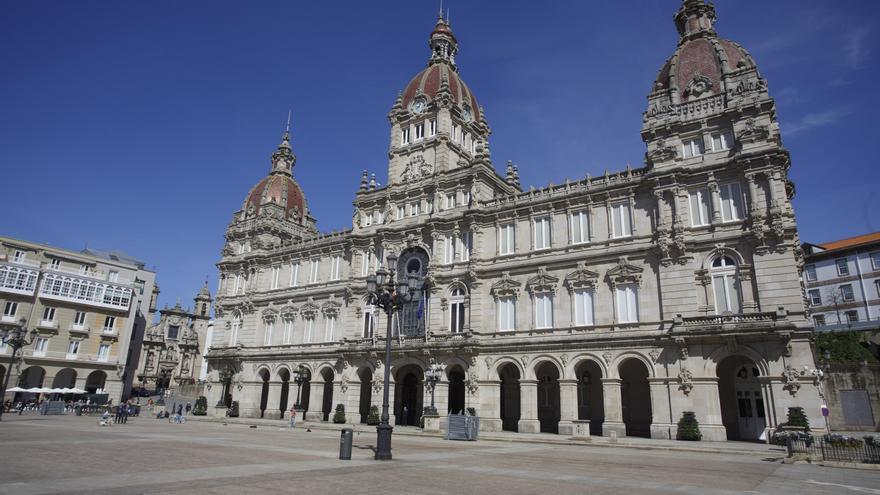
[648,140,677,162]
[491,272,521,299]
[400,154,434,182]
[683,73,713,99]
[465,371,480,394]
[738,118,770,144]
[372,377,383,394]
[560,354,569,368]
[484,356,494,369]
[526,267,559,295]
[602,351,613,366]
[649,349,661,364]
[339,375,349,394]
[564,261,599,292]
[678,368,694,395]
[606,256,644,288]
[782,365,801,396]
[520,354,531,367]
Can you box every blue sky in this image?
[2,1,878,312]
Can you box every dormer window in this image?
[682,137,703,158]
[401,127,410,145]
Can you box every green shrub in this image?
[192,396,208,416]
[816,332,877,364]
[786,407,810,432]
[228,401,239,418]
[676,411,702,441]
[333,404,346,424]
[367,405,380,425]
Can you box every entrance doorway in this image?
[394,365,423,426]
[359,368,373,423]
[300,369,311,412]
[535,361,560,433]
[619,358,651,437]
[320,368,334,421]
[717,356,766,441]
[278,369,290,416]
[575,360,604,435]
[447,367,465,415]
[258,369,269,418]
[498,363,521,432]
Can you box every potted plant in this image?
[333,403,346,424]
[228,400,240,418]
[676,411,702,441]
[192,396,208,416]
[366,405,380,425]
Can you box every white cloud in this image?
[784,107,852,136]
[844,25,872,68]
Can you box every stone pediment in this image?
[564,261,599,291]
[526,267,559,295]
[606,256,643,287]
[300,297,320,318]
[322,297,342,317]
[279,303,297,320]
[261,308,278,321]
[490,271,521,299]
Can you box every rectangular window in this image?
[303,318,315,343]
[872,252,880,270]
[429,119,437,136]
[361,253,369,277]
[497,297,516,332]
[324,316,336,342]
[409,202,420,216]
[98,343,110,362]
[290,263,300,287]
[103,316,116,332]
[33,337,49,357]
[415,122,424,140]
[2,301,17,321]
[167,325,179,339]
[611,203,632,238]
[805,264,817,282]
[363,306,375,338]
[570,210,589,244]
[711,130,733,152]
[283,319,293,344]
[309,260,320,284]
[73,311,86,329]
[808,289,822,306]
[450,300,465,334]
[682,137,703,158]
[713,274,741,314]
[458,231,472,262]
[689,189,710,227]
[616,284,639,323]
[263,321,274,345]
[573,289,594,326]
[67,340,80,358]
[330,256,341,281]
[445,193,456,210]
[108,270,119,282]
[452,124,458,142]
[534,293,553,329]
[396,205,405,220]
[719,182,744,222]
[845,310,859,323]
[876,280,880,298]
[840,284,855,302]
[50,259,61,270]
[401,127,410,145]
[79,264,89,275]
[42,306,56,323]
[445,235,456,264]
[499,223,515,255]
[364,211,373,226]
[534,216,551,250]
[13,250,26,263]
[271,266,280,289]
[813,315,825,327]
[836,258,849,276]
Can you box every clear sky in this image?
[2,1,878,312]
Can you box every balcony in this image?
[0,262,39,296]
[39,272,133,311]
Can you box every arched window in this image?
[229,311,242,346]
[449,288,466,333]
[711,256,741,314]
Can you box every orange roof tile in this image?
[819,232,880,251]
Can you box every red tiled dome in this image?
[654,37,754,102]
[243,174,306,220]
[401,63,480,121]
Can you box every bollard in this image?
[339,427,353,460]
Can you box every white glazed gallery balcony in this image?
[39,272,133,311]
[0,262,40,296]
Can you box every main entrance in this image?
[498,363,521,432]
[394,364,423,426]
[718,356,766,441]
[536,361,560,434]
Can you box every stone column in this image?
[517,379,540,433]
[479,379,502,432]
[601,378,625,437]
[343,380,361,424]
[708,180,722,224]
[557,379,578,435]
[265,382,282,420]
[304,380,325,422]
[648,378,672,440]
[744,173,762,219]
[434,380,449,416]
[238,382,262,418]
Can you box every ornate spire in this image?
[674,0,717,42]
[271,112,296,176]
[428,10,458,69]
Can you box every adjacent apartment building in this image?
[802,232,880,329]
[0,236,157,402]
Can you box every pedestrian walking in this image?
[402,404,409,426]
[289,405,297,430]
[185,403,192,415]
[177,404,183,416]
[114,404,123,424]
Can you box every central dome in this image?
[243,173,306,220]
[401,64,481,122]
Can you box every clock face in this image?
[461,105,472,122]
[411,98,426,114]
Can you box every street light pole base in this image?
[375,423,393,460]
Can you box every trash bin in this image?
[339,427,353,460]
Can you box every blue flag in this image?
[416,293,424,319]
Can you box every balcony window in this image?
[103,316,116,333]
[39,273,132,310]
[33,337,49,357]
[499,224,515,255]
[534,293,553,329]
[611,203,632,238]
[719,183,744,222]
[573,289,594,326]
[840,284,855,302]
[449,288,466,334]
[445,235,456,264]
[73,311,86,329]
[445,193,456,210]
[682,137,703,158]
[2,301,17,322]
[615,284,639,323]
[66,340,80,360]
[712,256,741,314]
[497,297,516,332]
[324,315,336,342]
[50,259,61,270]
[363,304,375,338]
[571,210,589,244]
[805,264,817,282]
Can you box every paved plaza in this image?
[0,415,878,494]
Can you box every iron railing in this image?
[787,437,880,464]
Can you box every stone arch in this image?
[357,366,374,423]
[446,364,466,415]
[275,364,292,378]
[704,344,770,377]
[525,355,564,380]
[497,361,521,432]
[574,358,605,435]
[700,247,746,270]
[84,370,106,394]
[717,354,768,441]
[389,357,427,382]
[609,351,655,379]
[567,353,608,380]
[618,357,652,437]
[442,356,470,375]
[278,367,291,416]
[19,366,46,389]
[319,366,335,421]
[52,368,77,389]
[446,281,469,296]
[393,362,424,425]
[493,357,525,380]
[258,368,270,418]
[534,360,561,433]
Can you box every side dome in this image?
[652,0,758,103]
[401,64,481,122]
[243,174,306,220]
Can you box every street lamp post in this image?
[423,363,445,416]
[293,365,306,411]
[366,254,419,461]
[0,318,38,421]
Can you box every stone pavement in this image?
[1,414,878,495]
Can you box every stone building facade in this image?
[205,1,822,441]
[0,236,156,402]
[136,284,212,394]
